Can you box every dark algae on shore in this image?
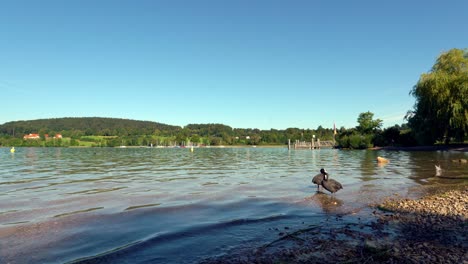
[201,187,467,264]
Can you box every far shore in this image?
[372,144,468,152]
[4,144,467,152]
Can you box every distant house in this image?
[23,133,63,139]
[23,133,40,139]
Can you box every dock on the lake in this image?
[288,139,334,150]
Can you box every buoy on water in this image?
[377,156,389,163]
[10,147,15,153]
[190,146,194,152]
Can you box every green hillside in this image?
[0,117,181,137]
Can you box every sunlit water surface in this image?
[0,147,466,263]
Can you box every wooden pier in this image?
[288,139,334,150]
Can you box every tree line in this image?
[0,117,339,147]
[0,115,417,148]
[1,48,466,148]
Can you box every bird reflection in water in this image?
[305,192,344,214]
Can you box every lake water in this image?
[1,147,467,263]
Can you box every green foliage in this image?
[335,112,416,149]
[348,134,362,149]
[373,125,417,147]
[357,111,383,134]
[337,131,374,149]
[70,138,79,146]
[407,48,468,144]
[0,117,181,138]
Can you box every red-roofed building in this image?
[23,133,63,140]
[23,133,40,139]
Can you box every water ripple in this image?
[1,147,466,264]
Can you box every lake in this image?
[1,147,466,263]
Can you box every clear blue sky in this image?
[1,1,466,130]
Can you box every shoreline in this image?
[373,144,468,152]
[201,186,468,264]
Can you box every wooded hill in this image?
[0,117,181,138]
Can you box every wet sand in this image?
[201,186,468,264]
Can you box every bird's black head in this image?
[320,168,328,175]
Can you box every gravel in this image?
[201,187,468,264]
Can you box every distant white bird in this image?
[434,165,468,179]
[435,165,443,176]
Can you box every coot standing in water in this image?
[312,168,327,191]
[321,170,343,194]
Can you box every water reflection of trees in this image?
[359,150,377,180]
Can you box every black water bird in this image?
[321,172,343,194]
[312,168,327,191]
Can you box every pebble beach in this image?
[202,186,468,264]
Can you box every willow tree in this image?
[407,48,468,145]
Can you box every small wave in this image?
[202,182,219,186]
[0,209,19,215]
[125,203,161,211]
[2,221,30,225]
[65,187,127,195]
[68,214,291,264]
[54,207,104,218]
